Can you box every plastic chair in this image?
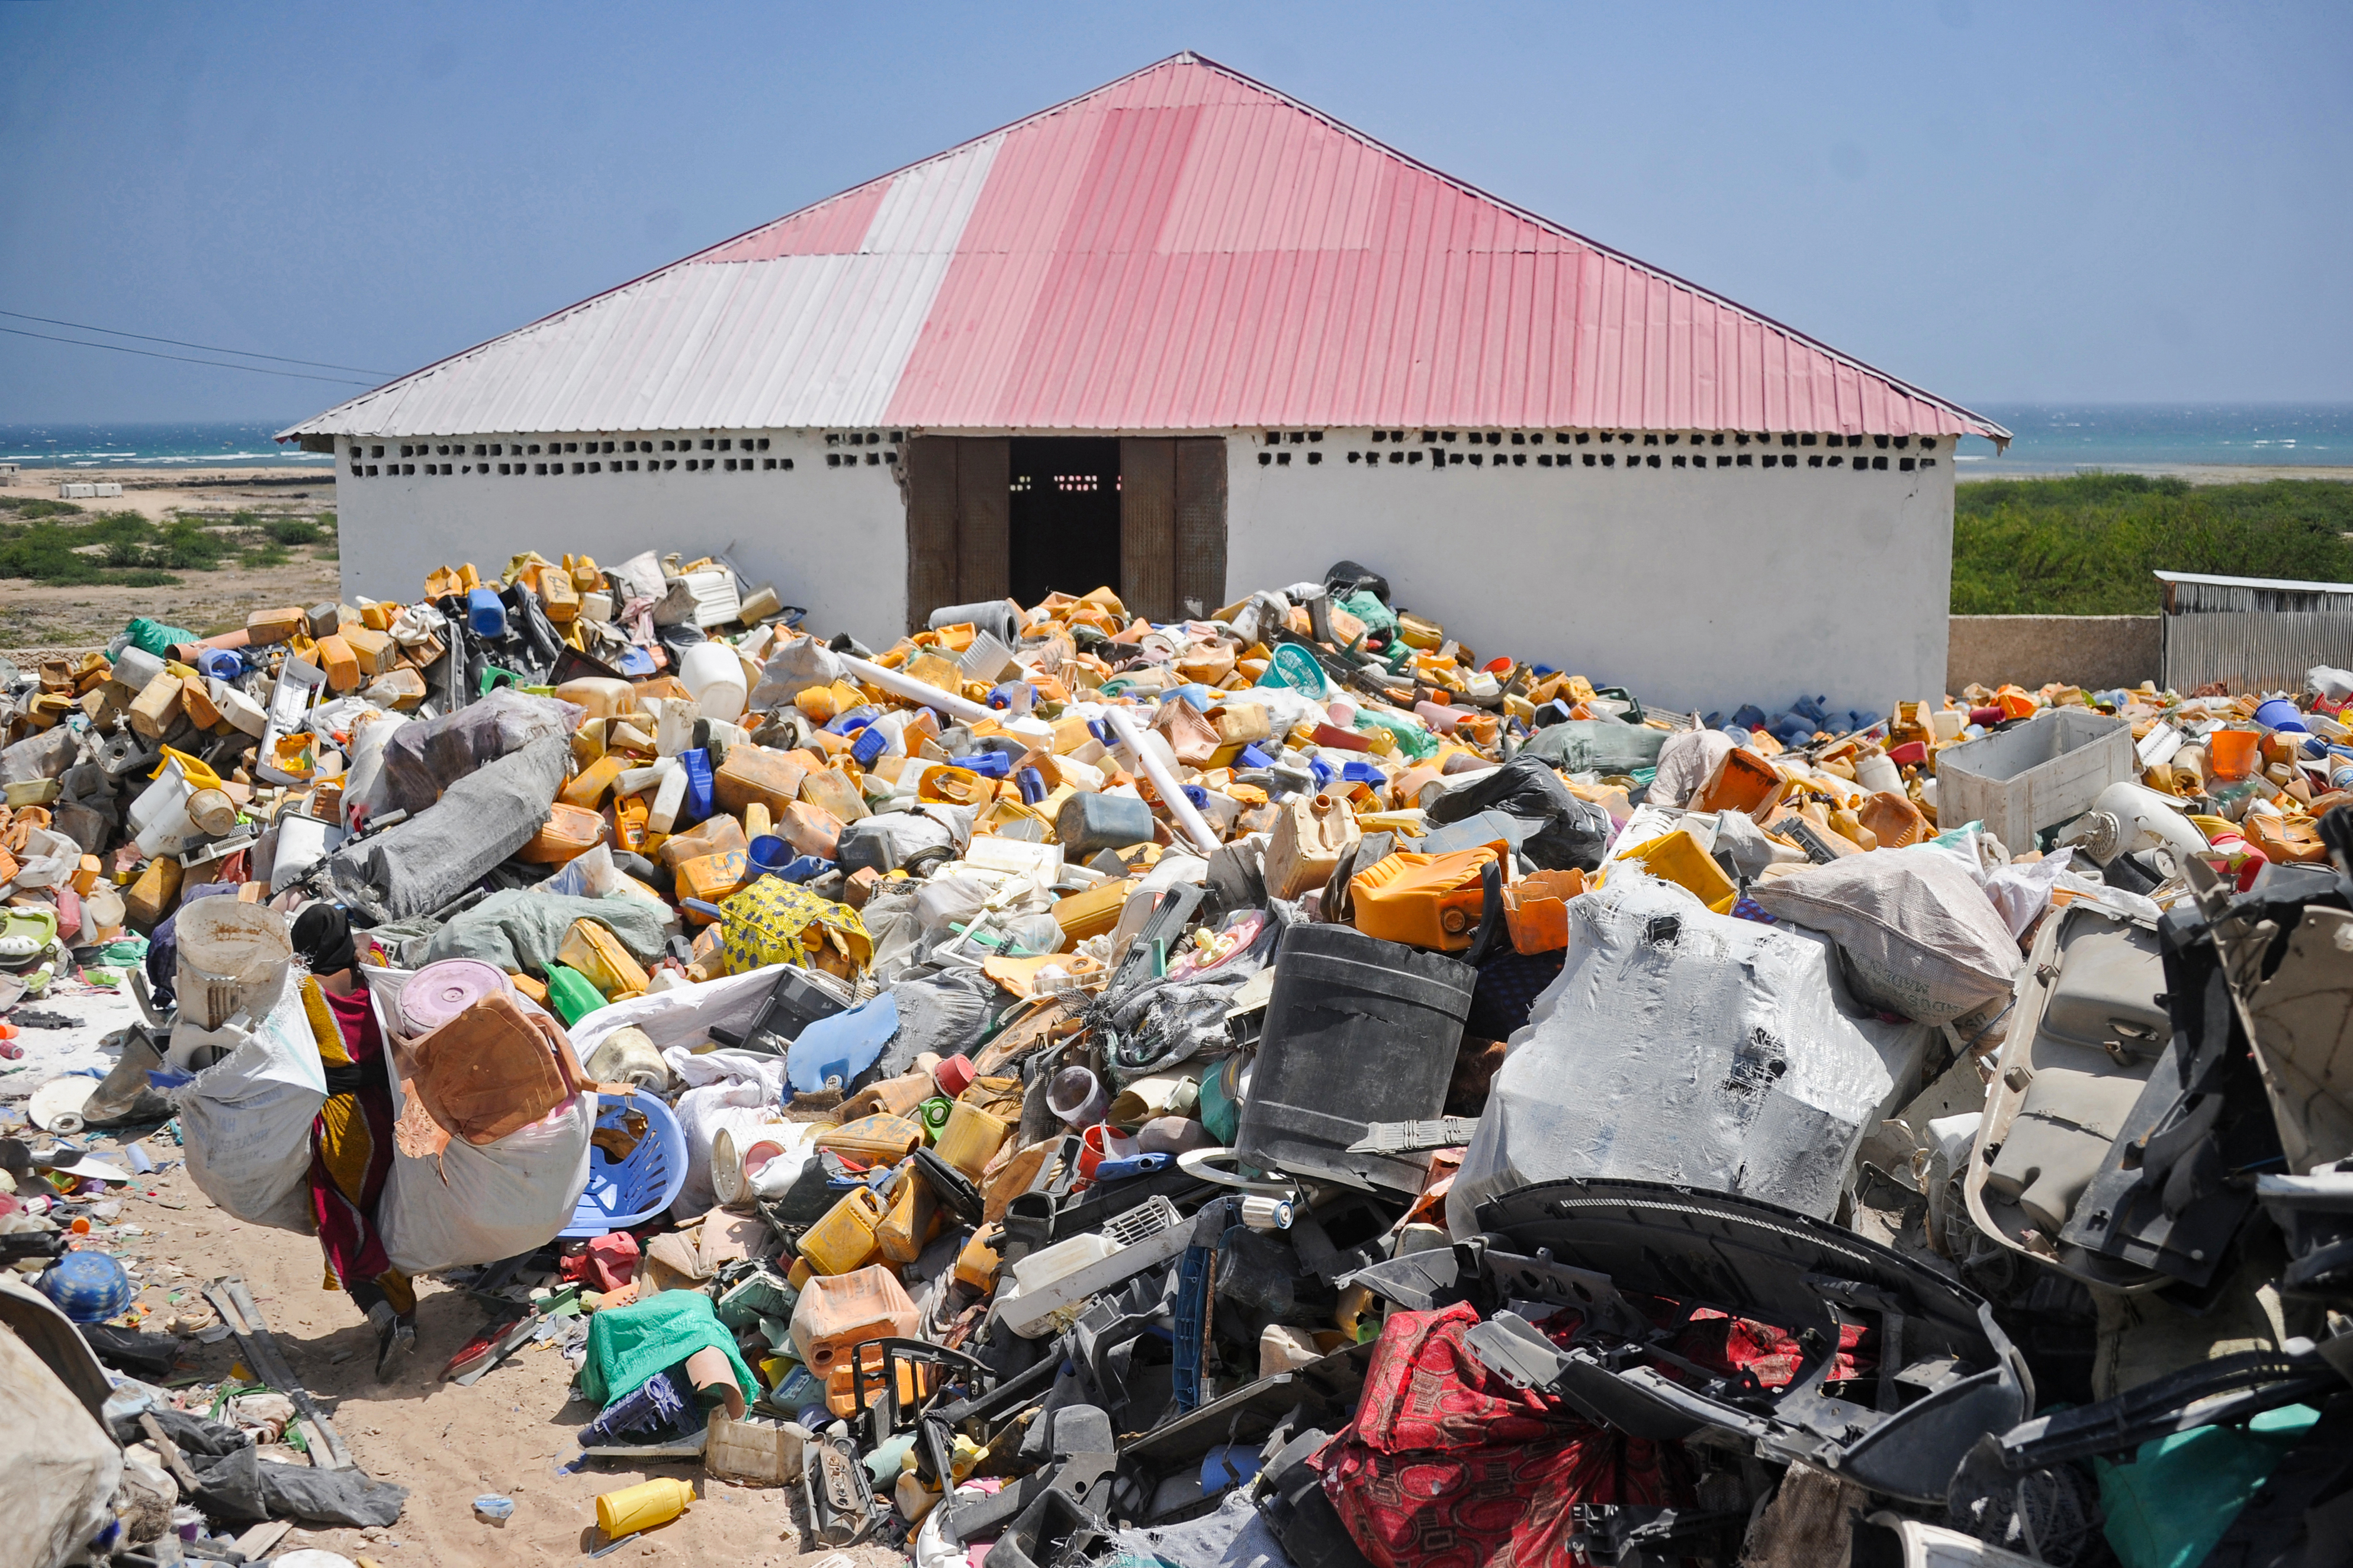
[562,1091,687,1237]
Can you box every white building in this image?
[282,53,2005,713]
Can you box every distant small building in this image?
[56,481,123,500]
[284,53,2006,710]
[0,462,18,485]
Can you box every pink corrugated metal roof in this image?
[282,53,2005,443]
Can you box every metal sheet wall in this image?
[2162,610,2353,694]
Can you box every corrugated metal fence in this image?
[2158,572,2353,693]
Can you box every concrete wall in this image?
[1225,430,1956,716]
[335,425,1958,716]
[333,430,908,639]
[1946,614,2161,693]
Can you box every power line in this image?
[0,325,379,387]
[0,309,395,376]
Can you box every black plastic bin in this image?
[1235,925,1476,1191]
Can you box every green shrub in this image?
[264,517,323,545]
[1953,475,2353,614]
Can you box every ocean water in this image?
[6,408,2351,477]
[1958,404,2353,475]
[0,421,330,470]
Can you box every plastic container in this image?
[173,898,293,1031]
[797,1185,888,1276]
[1616,829,1738,915]
[748,834,792,878]
[789,1263,920,1374]
[595,1477,693,1538]
[1235,925,1474,1192]
[1054,793,1156,858]
[563,1092,687,1237]
[2254,697,2309,733]
[2208,727,2260,781]
[739,966,850,1055]
[1348,843,1499,951]
[466,585,508,639]
[934,1101,1007,1180]
[544,965,607,1025]
[1046,1066,1110,1128]
[680,642,748,722]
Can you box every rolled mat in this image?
[400,958,512,1033]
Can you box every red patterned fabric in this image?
[1313,1302,1689,1568]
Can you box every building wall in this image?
[333,430,909,639]
[1225,429,1955,716]
[1947,616,2161,693]
[335,424,1956,716]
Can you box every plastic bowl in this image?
[562,1090,687,1237]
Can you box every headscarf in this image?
[292,902,356,976]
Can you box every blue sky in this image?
[1,0,2346,423]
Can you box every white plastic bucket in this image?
[174,898,293,1030]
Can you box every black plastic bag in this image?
[1422,755,1609,871]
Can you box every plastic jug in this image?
[1616,828,1739,914]
[466,585,507,639]
[1348,843,1502,951]
[934,1101,1008,1180]
[595,1477,693,1538]
[798,1185,887,1276]
[789,1263,920,1374]
[1055,792,1156,858]
[680,642,748,722]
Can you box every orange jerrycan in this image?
[1348,842,1505,952]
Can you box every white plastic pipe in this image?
[839,652,997,726]
[1102,704,1221,855]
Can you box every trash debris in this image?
[6,553,2353,1566]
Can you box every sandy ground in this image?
[0,467,342,653]
[3,986,898,1568]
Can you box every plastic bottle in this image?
[594,1477,693,1538]
[1854,748,1903,797]
[680,642,748,722]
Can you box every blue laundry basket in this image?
[563,1090,687,1237]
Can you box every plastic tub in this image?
[2254,697,2310,734]
[562,1091,687,1237]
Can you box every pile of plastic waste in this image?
[2,546,2351,1568]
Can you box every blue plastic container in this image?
[748,834,791,877]
[2255,697,2310,733]
[563,1091,687,1237]
[41,1251,134,1323]
[850,725,890,768]
[679,748,714,822]
[467,585,508,639]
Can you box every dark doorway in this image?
[1008,437,1121,606]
